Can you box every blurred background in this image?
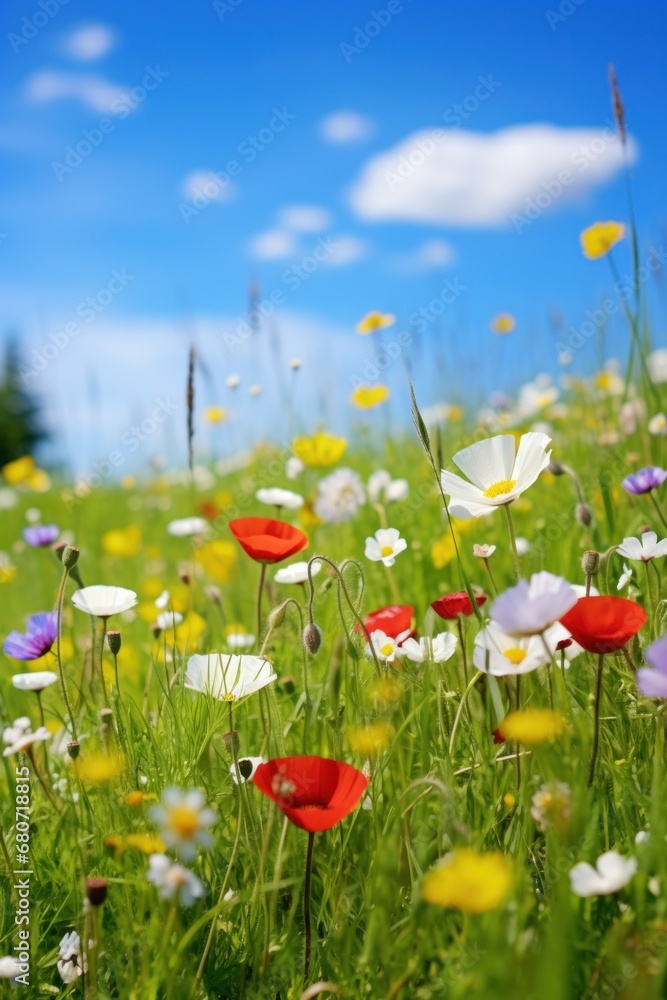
[1,0,666,476]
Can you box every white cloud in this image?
[391,239,456,273]
[62,24,116,61]
[24,71,130,114]
[248,230,297,260]
[182,170,235,202]
[349,124,638,227]
[321,234,368,267]
[278,204,331,232]
[319,110,376,144]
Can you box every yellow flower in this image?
[580,221,625,259]
[299,499,323,529]
[293,432,347,467]
[75,752,126,784]
[26,469,51,492]
[121,475,136,490]
[351,385,390,410]
[2,456,35,485]
[104,836,125,858]
[431,520,476,569]
[496,708,565,745]
[205,406,227,424]
[447,405,464,423]
[422,849,513,912]
[503,793,516,808]
[348,723,394,757]
[102,525,141,558]
[174,611,207,648]
[0,562,17,584]
[356,311,396,335]
[490,313,515,335]
[197,539,237,584]
[124,791,145,807]
[141,576,165,599]
[126,832,166,854]
[371,677,403,706]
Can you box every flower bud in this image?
[61,545,80,570]
[150,622,162,639]
[204,585,222,606]
[106,631,121,655]
[223,730,240,755]
[303,622,322,654]
[268,601,289,630]
[67,740,80,760]
[575,502,593,527]
[581,550,600,575]
[547,461,566,476]
[85,877,108,907]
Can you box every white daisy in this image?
[440,432,551,519]
[473,544,496,558]
[285,456,304,480]
[156,611,183,630]
[473,622,549,676]
[400,633,458,664]
[167,517,208,538]
[368,470,409,505]
[3,725,51,757]
[255,487,304,509]
[364,528,408,567]
[366,629,410,664]
[149,787,218,860]
[314,468,366,524]
[146,854,206,906]
[648,412,667,436]
[71,585,138,618]
[184,653,277,702]
[616,530,667,563]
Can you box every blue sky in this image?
[1,0,666,471]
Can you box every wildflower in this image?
[364,528,407,567]
[4,612,57,660]
[149,788,218,859]
[197,539,237,582]
[255,487,304,509]
[225,373,241,388]
[473,623,549,676]
[229,756,265,784]
[252,756,368,832]
[184,652,277,702]
[356,311,396,334]
[636,634,667,698]
[230,517,308,563]
[432,591,487,619]
[75,752,125,783]
[617,563,633,590]
[348,723,394,756]
[102,525,141,558]
[124,790,144,806]
[289,357,302,370]
[156,611,183,630]
[58,931,87,984]
[2,722,51,757]
[2,456,35,486]
[490,313,515,334]
[351,384,390,409]
[648,349,667,384]
[400,633,458,664]
[648,413,667,435]
[11,671,58,692]
[0,956,24,978]
[559,596,647,654]
[314,468,365,523]
[440,432,551,519]
[146,854,206,906]
[616,530,667,563]
[293,431,347,467]
[366,629,410,664]
[360,605,415,640]
[274,560,321,585]
[86,877,108,907]
[126,833,166,854]
[421,849,513,912]
[580,220,625,259]
[204,406,227,424]
[367,470,409,504]
[22,524,59,547]
[71,585,138,618]
[167,517,208,537]
[531,782,572,832]
[249,384,262,396]
[621,466,667,495]
[495,708,565,745]
[569,852,636,897]
[473,543,496,558]
[491,572,578,637]
[286,456,304,479]
[225,628,255,650]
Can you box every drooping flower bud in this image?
[303,622,322,654]
[575,502,593,527]
[67,740,80,760]
[268,601,289,630]
[547,461,566,476]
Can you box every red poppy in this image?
[197,499,220,520]
[559,596,647,654]
[356,604,415,640]
[252,756,368,833]
[229,517,308,564]
[431,591,487,620]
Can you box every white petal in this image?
[511,432,551,491]
[453,435,516,490]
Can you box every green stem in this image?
[648,491,667,532]
[256,563,267,641]
[503,504,523,580]
[448,671,483,756]
[303,830,315,983]
[55,565,77,740]
[589,654,605,787]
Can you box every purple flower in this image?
[621,467,667,495]
[22,524,59,548]
[637,634,667,699]
[3,613,58,661]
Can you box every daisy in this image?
[184,653,277,702]
[569,852,636,897]
[400,633,458,664]
[146,854,206,906]
[365,528,408,567]
[314,468,365,524]
[368,470,409,505]
[11,671,58,693]
[274,560,321,585]
[473,622,550,676]
[71,585,138,618]
[255,487,304,510]
[149,787,218,860]
[167,517,208,537]
[648,413,667,436]
[366,629,410,664]
[490,572,578,638]
[440,432,551,519]
[616,530,667,563]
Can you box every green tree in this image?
[0,339,48,466]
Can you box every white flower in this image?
[616,530,667,563]
[569,852,637,897]
[226,373,241,388]
[368,470,409,505]
[515,537,530,556]
[530,782,571,832]
[226,632,256,650]
[285,456,304,480]
[11,671,58,692]
[167,517,208,537]
[185,653,277,702]
[3,725,51,757]
[648,348,667,384]
[149,788,218,859]
[635,830,650,845]
[648,413,667,436]
[274,560,321,585]
[400,633,458,664]
[57,931,87,984]
[473,544,496,558]
[366,629,410,664]
[156,611,183,630]
[255,487,304,509]
[0,956,24,978]
[440,432,551,519]
[473,622,549,676]
[71,585,138,618]
[146,854,206,906]
[314,468,366,523]
[490,572,578,638]
[617,563,633,591]
[155,589,170,609]
[364,528,408,567]
[0,489,18,510]
[229,756,265,784]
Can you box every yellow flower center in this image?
[380,642,394,656]
[169,807,200,838]
[380,545,394,557]
[503,647,527,665]
[483,479,516,499]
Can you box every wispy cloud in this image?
[319,110,376,143]
[248,230,298,260]
[278,204,331,232]
[61,24,117,61]
[24,70,130,114]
